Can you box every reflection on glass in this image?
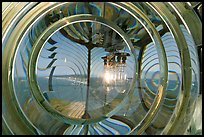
[2,2,200,135]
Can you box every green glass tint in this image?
[2,2,201,135]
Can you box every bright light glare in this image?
[104,70,127,84]
[104,71,112,84]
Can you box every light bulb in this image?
[102,51,130,97]
[104,71,112,84]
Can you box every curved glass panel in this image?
[2,2,201,135]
